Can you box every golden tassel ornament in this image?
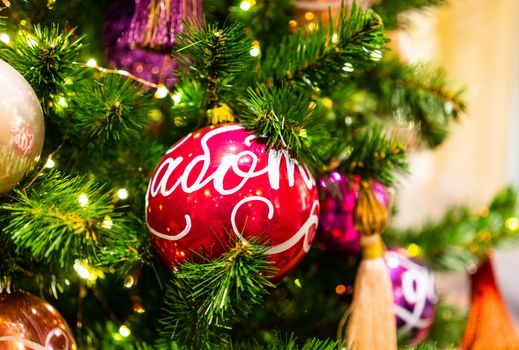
[340,180,397,350]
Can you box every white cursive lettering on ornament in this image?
[147,214,192,241]
[230,197,319,254]
[149,124,315,198]
[0,327,70,350]
[388,251,437,332]
[147,125,318,255]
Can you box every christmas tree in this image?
[0,0,517,349]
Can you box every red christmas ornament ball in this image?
[146,124,320,280]
[0,290,76,350]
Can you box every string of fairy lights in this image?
[2,2,519,342]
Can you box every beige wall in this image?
[391,0,519,325]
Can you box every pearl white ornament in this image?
[0,59,45,193]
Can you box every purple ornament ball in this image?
[317,171,390,253]
[385,249,438,344]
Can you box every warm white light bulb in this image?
[78,194,89,207]
[0,33,10,45]
[58,97,68,107]
[86,58,97,68]
[73,260,90,279]
[45,158,55,169]
[155,84,169,99]
[240,0,251,11]
[117,188,129,200]
[119,325,131,337]
[173,92,182,104]
[250,47,260,57]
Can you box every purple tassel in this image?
[103,0,202,87]
[128,0,202,50]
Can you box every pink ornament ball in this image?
[317,171,389,253]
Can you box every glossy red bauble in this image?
[146,124,320,280]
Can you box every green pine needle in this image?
[421,304,467,349]
[262,2,386,89]
[386,186,519,271]
[175,21,254,77]
[159,240,275,347]
[174,21,255,112]
[355,57,465,148]
[94,214,150,278]
[336,126,408,186]
[69,75,150,144]
[239,84,322,170]
[0,12,5,32]
[229,333,340,350]
[0,24,83,106]
[230,0,294,51]
[2,171,130,269]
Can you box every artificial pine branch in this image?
[353,57,465,148]
[0,24,83,108]
[386,187,519,271]
[69,75,150,144]
[94,216,150,278]
[0,233,39,284]
[168,79,207,132]
[230,333,340,350]
[423,304,467,349]
[1,171,134,269]
[335,126,408,186]
[173,21,255,115]
[262,2,385,90]
[230,0,294,51]
[158,240,274,348]
[239,84,323,170]
[373,0,446,30]
[0,11,5,31]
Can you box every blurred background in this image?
[392,0,519,328]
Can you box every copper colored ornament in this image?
[146,124,320,281]
[0,290,76,350]
[0,59,45,193]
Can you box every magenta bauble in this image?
[146,124,320,280]
[317,171,389,253]
[385,249,438,344]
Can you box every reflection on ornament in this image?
[385,250,438,345]
[0,291,76,350]
[0,59,45,193]
[146,124,320,280]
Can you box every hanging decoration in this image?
[0,59,45,193]
[386,249,438,345]
[146,124,320,281]
[318,171,389,253]
[0,290,76,350]
[104,0,203,88]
